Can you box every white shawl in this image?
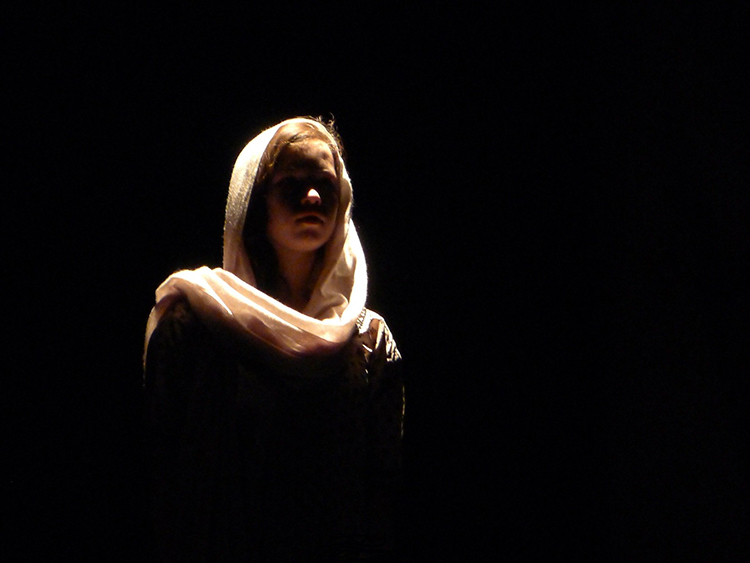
[145,118,368,359]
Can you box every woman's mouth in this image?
[296,214,324,225]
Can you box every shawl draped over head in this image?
[144,118,368,361]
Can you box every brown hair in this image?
[254,118,344,191]
[243,117,345,297]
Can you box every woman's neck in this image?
[274,248,319,312]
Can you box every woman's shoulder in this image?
[148,298,213,355]
[144,297,229,391]
[356,308,402,364]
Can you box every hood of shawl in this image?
[222,118,362,321]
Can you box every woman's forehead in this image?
[275,139,335,173]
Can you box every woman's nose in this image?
[301,188,322,206]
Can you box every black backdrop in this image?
[6,4,750,561]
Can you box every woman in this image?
[144,117,404,562]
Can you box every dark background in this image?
[6,4,749,561]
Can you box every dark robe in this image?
[144,299,404,562]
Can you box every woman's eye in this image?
[277,177,304,192]
[312,178,336,194]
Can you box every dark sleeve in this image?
[364,328,406,557]
[369,350,405,476]
[144,300,248,562]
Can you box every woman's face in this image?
[266,139,339,256]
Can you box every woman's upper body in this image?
[143,118,404,561]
